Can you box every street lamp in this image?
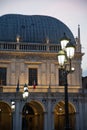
[22,84,29,130]
[11,100,15,130]
[11,100,15,111]
[22,83,29,99]
[57,33,75,130]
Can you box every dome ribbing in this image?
[0,14,75,44]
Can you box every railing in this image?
[0,41,61,52]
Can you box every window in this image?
[59,69,64,86]
[28,68,38,86]
[0,68,7,85]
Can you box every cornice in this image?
[0,51,58,60]
[24,61,42,64]
[0,60,11,63]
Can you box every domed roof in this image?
[0,14,75,44]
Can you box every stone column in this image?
[15,99,21,130]
[47,98,52,130]
[75,112,80,130]
[12,111,16,130]
[51,112,55,130]
[79,101,83,130]
[19,112,22,130]
[82,99,86,130]
[84,101,87,129]
[44,112,48,130]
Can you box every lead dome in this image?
[0,14,75,44]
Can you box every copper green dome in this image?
[0,14,75,44]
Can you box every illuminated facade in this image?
[0,14,87,130]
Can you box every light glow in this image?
[66,45,75,59]
[61,39,69,50]
[58,50,66,66]
[23,83,29,99]
[11,101,15,111]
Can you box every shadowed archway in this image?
[54,101,76,130]
[22,101,44,130]
[0,101,11,130]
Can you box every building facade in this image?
[0,14,87,130]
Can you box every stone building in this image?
[0,14,87,130]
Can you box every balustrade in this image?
[0,42,61,52]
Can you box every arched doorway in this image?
[54,101,76,130]
[0,101,11,130]
[22,101,44,130]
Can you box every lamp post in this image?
[57,33,75,130]
[11,100,15,130]
[22,83,29,99]
[22,83,29,130]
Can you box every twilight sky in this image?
[0,0,87,76]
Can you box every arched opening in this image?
[0,101,11,130]
[22,101,44,130]
[54,101,76,130]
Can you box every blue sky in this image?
[0,0,87,76]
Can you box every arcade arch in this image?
[54,101,76,130]
[22,100,44,130]
[0,101,12,130]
